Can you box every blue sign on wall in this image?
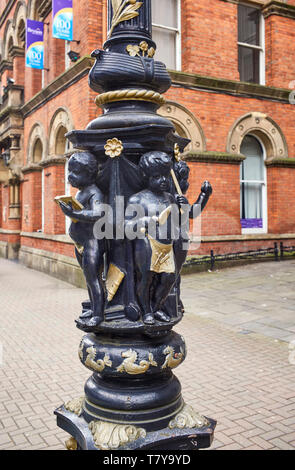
[52,0,73,41]
[26,19,44,69]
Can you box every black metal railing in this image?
[185,242,295,271]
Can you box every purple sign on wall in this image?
[53,0,73,41]
[26,19,44,69]
[241,219,263,229]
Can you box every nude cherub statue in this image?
[173,159,213,313]
[58,152,106,328]
[125,151,184,325]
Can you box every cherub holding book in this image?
[56,152,106,327]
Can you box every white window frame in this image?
[241,134,268,235]
[152,0,182,71]
[237,5,265,85]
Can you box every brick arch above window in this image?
[227,112,288,160]
[158,101,206,153]
[27,123,47,164]
[48,108,74,158]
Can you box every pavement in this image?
[0,257,295,450]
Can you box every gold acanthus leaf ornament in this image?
[126,43,156,58]
[169,405,209,430]
[89,421,146,450]
[109,0,143,37]
[65,397,84,417]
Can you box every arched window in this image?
[55,126,67,155]
[32,0,44,21]
[240,135,267,232]
[32,138,43,163]
[7,36,14,61]
[16,20,26,49]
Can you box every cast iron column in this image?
[54,0,216,451]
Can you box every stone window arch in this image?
[3,21,15,60]
[6,36,15,62]
[227,112,288,160]
[32,138,43,163]
[48,108,74,158]
[13,2,27,46]
[16,19,26,49]
[55,126,68,156]
[27,123,46,164]
[28,0,51,21]
[158,101,206,153]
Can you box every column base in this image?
[55,403,216,451]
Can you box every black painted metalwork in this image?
[54,0,215,451]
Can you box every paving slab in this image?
[0,258,294,450]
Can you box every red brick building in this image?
[0,0,294,285]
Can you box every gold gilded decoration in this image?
[96,89,166,107]
[161,346,184,369]
[104,138,124,158]
[174,143,181,162]
[109,0,143,37]
[89,420,146,450]
[169,405,209,430]
[147,235,175,274]
[78,340,84,361]
[65,437,78,451]
[54,195,84,223]
[85,346,112,372]
[106,263,125,302]
[117,349,158,375]
[126,43,155,58]
[74,242,84,255]
[148,47,155,58]
[126,44,140,57]
[65,397,84,416]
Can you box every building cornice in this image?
[9,46,25,59]
[0,59,13,75]
[0,0,15,28]
[0,105,23,122]
[21,56,94,118]
[21,163,43,174]
[169,70,292,103]
[265,157,295,168]
[262,1,295,20]
[183,151,246,165]
[39,156,67,168]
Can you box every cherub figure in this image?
[126,151,184,325]
[58,152,106,328]
[173,160,213,312]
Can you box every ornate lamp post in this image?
[54,0,216,451]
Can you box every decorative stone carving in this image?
[48,108,74,157]
[158,101,206,153]
[227,112,288,160]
